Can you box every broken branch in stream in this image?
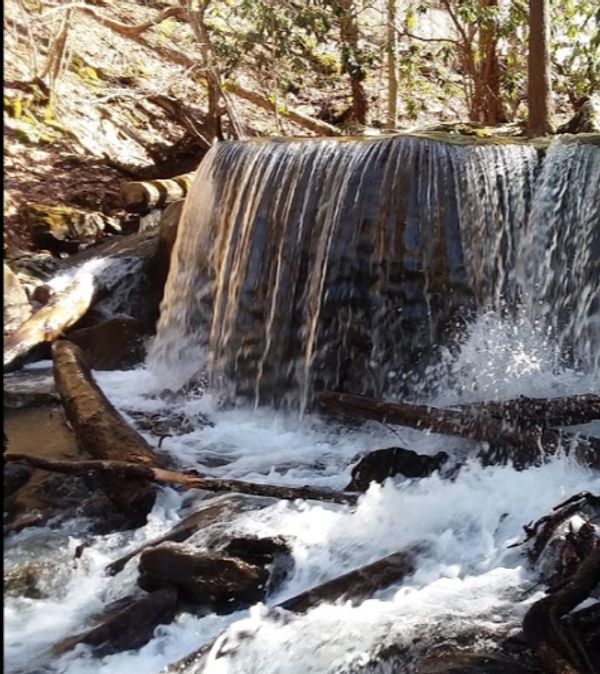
[320,391,600,469]
[2,453,358,506]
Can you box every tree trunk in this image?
[527,0,553,136]
[386,0,398,128]
[337,0,368,125]
[478,0,504,124]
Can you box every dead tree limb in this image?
[523,547,600,674]
[3,453,358,506]
[453,394,600,428]
[106,494,273,575]
[52,340,164,523]
[320,391,600,469]
[146,94,212,147]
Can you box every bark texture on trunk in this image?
[527,0,553,136]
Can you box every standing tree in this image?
[331,0,369,125]
[527,0,553,135]
[386,0,398,128]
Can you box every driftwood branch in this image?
[3,453,358,506]
[320,392,600,469]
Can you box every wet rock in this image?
[418,651,537,673]
[220,535,294,594]
[54,588,178,657]
[3,369,60,409]
[4,263,32,333]
[4,461,33,496]
[65,316,146,370]
[346,446,449,491]
[138,543,269,611]
[4,246,61,290]
[558,96,600,134]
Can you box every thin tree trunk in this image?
[337,0,368,125]
[527,0,553,135]
[479,0,504,124]
[386,0,398,128]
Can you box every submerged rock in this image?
[54,589,178,657]
[138,543,270,611]
[346,447,449,491]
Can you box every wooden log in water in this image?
[453,394,600,428]
[105,494,275,575]
[51,340,164,524]
[320,391,600,469]
[3,276,98,372]
[120,173,195,214]
[3,453,358,506]
[161,544,424,672]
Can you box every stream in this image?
[4,133,600,673]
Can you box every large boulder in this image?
[138,543,269,611]
[4,264,31,333]
[66,316,146,370]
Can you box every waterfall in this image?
[149,135,599,407]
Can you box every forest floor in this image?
[3,0,474,253]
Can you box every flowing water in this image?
[4,134,600,674]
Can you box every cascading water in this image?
[4,134,600,674]
[149,134,598,408]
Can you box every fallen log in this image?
[453,394,600,428]
[106,493,274,575]
[161,544,423,672]
[3,453,358,506]
[120,173,195,214]
[3,275,97,371]
[52,340,164,524]
[523,547,600,674]
[320,392,600,469]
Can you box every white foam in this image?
[4,313,599,674]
